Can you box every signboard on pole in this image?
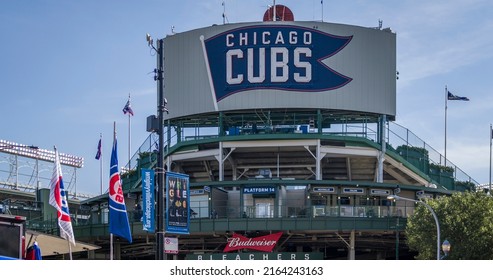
[141,169,155,232]
[165,172,190,234]
[164,237,178,254]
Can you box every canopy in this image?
[25,230,100,257]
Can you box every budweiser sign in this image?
[223,232,282,252]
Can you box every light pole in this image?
[388,194,441,260]
[146,33,168,260]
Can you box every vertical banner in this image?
[141,169,155,232]
[166,171,190,234]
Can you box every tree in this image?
[406,191,493,260]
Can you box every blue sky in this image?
[1,0,492,196]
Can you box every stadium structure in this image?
[0,5,479,260]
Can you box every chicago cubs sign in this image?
[203,25,352,101]
[163,21,396,119]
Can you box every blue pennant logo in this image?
[204,25,352,102]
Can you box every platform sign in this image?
[312,187,335,193]
[342,187,365,195]
[166,172,190,234]
[243,186,275,194]
[370,189,390,196]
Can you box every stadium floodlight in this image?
[0,140,39,153]
[0,139,83,168]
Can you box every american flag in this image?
[49,147,76,246]
[122,99,134,116]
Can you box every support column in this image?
[87,249,95,260]
[349,230,355,260]
[219,141,223,181]
[377,115,387,183]
[316,139,321,180]
[219,112,225,136]
[114,242,121,260]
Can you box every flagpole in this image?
[67,239,73,260]
[110,233,113,260]
[110,121,116,260]
[100,133,104,195]
[56,145,74,261]
[489,124,493,195]
[128,93,131,170]
[444,85,448,166]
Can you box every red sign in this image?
[223,232,282,252]
[164,237,178,254]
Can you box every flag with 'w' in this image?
[447,91,469,101]
[109,134,132,243]
[49,147,76,246]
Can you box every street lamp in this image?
[387,194,441,260]
[441,239,451,259]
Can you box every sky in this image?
[1,0,493,196]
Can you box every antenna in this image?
[372,19,384,30]
[273,0,276,21]
[222,1,229,24]
[146,33,153,46]
[146,33,157,54]
[321,0,325,22]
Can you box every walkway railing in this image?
[124,120,479,190]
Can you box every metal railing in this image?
[387,122,478,186]
[33,203,417,228]
[123,120,479,191]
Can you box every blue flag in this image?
[109,133,132,243]
[447,91,469,101]
[95,139,102,160]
